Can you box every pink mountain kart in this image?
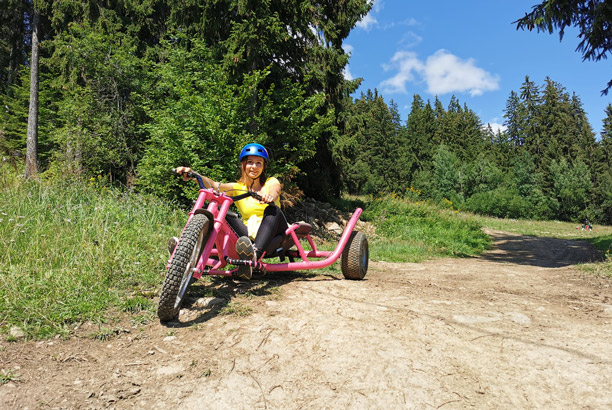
[157,170,368,321]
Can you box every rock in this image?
[325,222,343,235]
[195,297,225,308]
[9,326,25,340]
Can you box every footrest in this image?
[225,256,267,275]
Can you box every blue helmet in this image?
[239,143,269,163]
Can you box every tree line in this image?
[337,79,612,224]
[2,1,611,224]
[1,0,371,199]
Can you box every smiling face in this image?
[242,155,266,181]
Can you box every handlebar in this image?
[171,168,264,202]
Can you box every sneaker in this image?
[235,236,255,280]
[168,236,179,255]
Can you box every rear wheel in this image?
[157,214,210,321]
[340,231,368,280]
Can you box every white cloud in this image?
[343,66,354,81]
[486,122,507,134]
[356,0,379,31]
[424,50,500,96]
[380,51,424,94]
[343,44,354,80]
[379,49,500,97]
[356,13,377,31]
[372,0,382,13]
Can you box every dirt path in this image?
[2,231,612,409]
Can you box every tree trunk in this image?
[25,9,40,179]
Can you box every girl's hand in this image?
[175,166,193,181]
[259,193,275,204]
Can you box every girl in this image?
[176,143,288,279]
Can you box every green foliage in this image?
[549,158,592,221]
[1,67,56,164]
[463,187,529,219]
[333,90,404,195]
[431,145,462,202]
[46,20,145,179]
[363,195,490,261]
[515,0,612,94]
[136,36,331,202]
[463,154,504,196]
[0,165,183,338]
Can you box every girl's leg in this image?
[254,206,288,257]
[226,214,248,238]
[226,216,253,279]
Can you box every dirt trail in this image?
[2,231,612,409]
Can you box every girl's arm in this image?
[261,178,281,204]
[175,166,233,192]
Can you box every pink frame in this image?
[167,188,363,279]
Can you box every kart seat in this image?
[264,222,312,258]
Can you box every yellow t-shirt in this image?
[229,177,281,239]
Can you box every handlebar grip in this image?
[171,168,205,189]
[171,168,198,178]
[250,192,264,201]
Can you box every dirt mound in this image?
[1,232,611,409]
[284,197,374,241]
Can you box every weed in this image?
[219,302,253,317]
[91,327,115,341]
[243,282,282,299]
[0,369,20,384]
[121,296,154,313]
[363,195,490,262]
[130,313,154,326]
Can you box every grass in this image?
[2,164,609,339]
[0,165,184,339]
[360,195,491,262]
[1,368,20,384]
[219,301,253,317]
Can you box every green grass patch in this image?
[362,195,490,262]
[219,302,253,317]
[0,369,20,384]
[0,167,184,339]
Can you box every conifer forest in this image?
[2,1,612,224]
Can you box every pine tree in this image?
[332,89,404,195]
[0,0,29,94]
[592,104,612,223]
[518,76,544,167]
[516,0,612,94]
[503,90,524,148]
[405,94,437,175]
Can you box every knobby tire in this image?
[157,214,209,321]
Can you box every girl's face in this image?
[243,156,265,180]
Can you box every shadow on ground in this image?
[160,270,338,328]
[480,231,602,268]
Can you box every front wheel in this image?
[157,214,210,321]
[340,231,368,280]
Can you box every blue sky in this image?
[344,1,612,137]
